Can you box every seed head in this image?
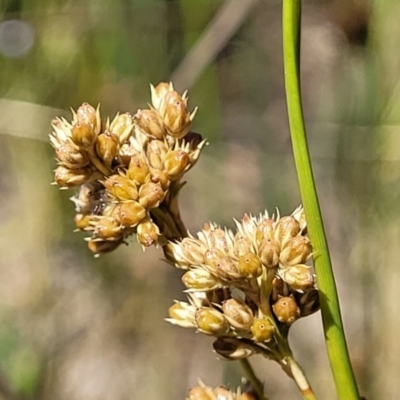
[272,296,300,325]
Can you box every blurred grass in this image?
[0,0,399,399]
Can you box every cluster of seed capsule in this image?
[50,83,205,254]
[166,207,319,359]
[186,381,256,400]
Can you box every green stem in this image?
[239,359,269,400]
[282,1,359,399]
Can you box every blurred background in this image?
[0,0,398,399]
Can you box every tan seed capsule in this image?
[222,298,253,330]
[216,257,240,280]
[54,165,93,187]
[233,233,252,257]
[136,220,160,247]
[149,168,169,190]
[259,238,280,268]
[146,139,167,170]
[187,386,213,400]
[279,265,314,291]
[93,217,122,240]
[159,91,192,138]
[237,252,262,278]
[163,149,190,180]
[206,228,229,252]
[204,248,225,271]
[71,122,96,148]
[95,131,119,168]
[150,82,172,111]
[256,218,275,243]
[138,182,165,209]
[109,113,134,143]
[134,109,166,140]
[181,238,207,265]
[74,213,92,230]
[166,301,197,328]
[76,103,99,132]
[87,238,123,254]
[272,296,300,325]
[279,236,311,266]
[274,216,301,246]
[181,269,221,291]
[103,174,138,201]
[195,308,229,335]
[56,143,88,169]
[127,154,149,184]
[118,201,147,227]
[251,318,275,342]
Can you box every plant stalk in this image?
[282,0,360,399]
[239,359,269,400]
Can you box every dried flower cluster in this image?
[186,381,257,400]
[50,83,206,254]
[166,207,319,361]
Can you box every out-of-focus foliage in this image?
[0,0,399,399]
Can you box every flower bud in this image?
[56,143,88,169]
[150,82,172,111]
[214,387,233,398]
[204,248,225,270]
[216,257,240,280]
[279,236,311,266]
[93,217,122,240]
[149,168,169,190]
[109,113,134,143]
[127,154,149,184]
[136,220,160,247]
[117,201,147,227]
[103,174,138,201]
[95,131,119,168]
[54,165,93,187]
[182,269,221,291]
[163,149,190,180]
[237,252,262,278]
[233,233,252,257]
[146,139,167,170]
[71,122,96,148]
[87,238,123,254]
[274,216,301,246]
[181,238,207,265]
[159,91,194,138]
[222,298,253,330]
[138,182,165,209]
[134,109,166,140]
[76,103,100,133]
[195,308,230,335]
[205,228,229,253]
[279,265,314,291]
[259,238,280,268]
[187,386,213,400]
[251,318,275,342]
[272,296,300,325]
[255,218,275,243]
[167,301,197,328]
[292,206,307,231]
[213,337,255,360]
[74,213,92,230]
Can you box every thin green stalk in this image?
[282,1,360,399]
[239,359,269,400]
